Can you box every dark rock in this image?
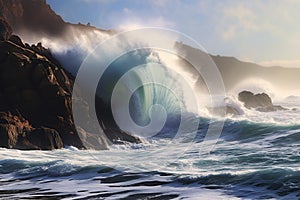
[72,95,141,149]
[0,111,32,149]
[207,106,242,116]
[19,89,41,112]
[0,111,32,131]
[25,128,63,150]
[0,36,84,150]
[226,106,242,115]
[0,0,113,40]
[105,128,142,144]
[238,91,287,112]
[0,0,65,37]
[0,18,12,41]
[95,97,142,146]
[256,105,287,112]
[0,31,140,150]
[0,1,140,150]
[238,91,272,108]
[0,112,63,150]
[50,116,84,148]
[29,43,63,69]
[0,124,20,148]
[9,34,25,47]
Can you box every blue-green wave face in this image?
[97,49,152,102]
[97,49,191,135]
[129,77,182,127]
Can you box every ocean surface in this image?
[0,97,299,200]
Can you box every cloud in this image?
[222,4,258,30]
[122,8,132,15]
[201,0,300,64]
[214,2,260,42]
[117,17,175,31]
[46,0,300,64]
[220,25,236,40]
[259,60,300,68]
[152,0,168,7]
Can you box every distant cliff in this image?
[175,42,300,92]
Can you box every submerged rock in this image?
[207,106,242,116]
[238,91,287,112]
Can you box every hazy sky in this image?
[47,0,300,67]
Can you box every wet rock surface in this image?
[238,91,287,112]
[0,35,84,149]
[0,21,140,150]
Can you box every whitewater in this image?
[0,97,299,199]
[2,28,299,199]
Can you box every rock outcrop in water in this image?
[238,91,286,112]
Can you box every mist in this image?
[18,25,111,76]
[13,20,300,101]
[175,43,300,98]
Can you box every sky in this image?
[47,0,300,67]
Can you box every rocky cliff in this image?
[175,42,300,92]
[0,19,84,149]
[0,0,114,39]
[0,0,65,37]
[0,17,141,150]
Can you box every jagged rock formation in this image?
[0,0,65,37]
[0,111,63,150]
[0,16,141,150]
[0,18,12,41]
[0,0,114,39]
[239,91,272,108]
[0,32,84,149]
[238,91,287,112]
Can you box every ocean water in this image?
[0,98,299,199]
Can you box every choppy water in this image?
[0,98,299,199]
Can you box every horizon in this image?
[46,0,300,68]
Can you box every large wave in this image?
[96,49,199,138]
[21,27,300,140]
